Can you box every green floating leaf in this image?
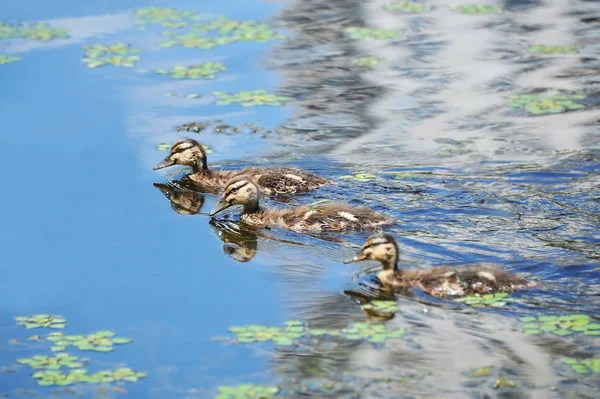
[456,4,502,14]
[507,94,585,115]
[0,54,21,65]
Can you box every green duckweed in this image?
[562,357,600,375]
[507,94,585,115]
[216,384,279,399]
[155,63,226,79]
[340,173,378,182]
[385,2,429,12]
[342,322,405,343]
[351,56,386,69]
[159,18,283,49]
[213,90,289,107]
[228,321,305,346]
[32,368,147,386]
[17,353,83,370]
[0,22,68,40]
[362,300,399,313]
[520,314,599,336]
[82,43,141,68]
[133,7,199,28]
[455,4,502,14]
[0,54,20,65]
[454,292,518,307]
[345,27,400,40]
[529,44,577,54]
[46,330,132,352]
[15,315,66,329]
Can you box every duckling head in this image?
[153,139,208,172]
[209,176,260,217]
[344,233,399,271]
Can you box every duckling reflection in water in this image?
[153,182,205,215]
[153,139,330,195]
[345,234,537,296]
[209,219,258,262]
[209,176,395,233]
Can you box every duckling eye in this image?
[230,187,238,193]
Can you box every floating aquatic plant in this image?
[228,321,305,346]
[562,357,600,375]
[159,18,284,49]
[340,173,378,182]
[454,292,518,307]
[351,56,386,69]
[174,121,211,133]
[362,300,399,313]
[0,22,68,40]
[156,142,213,153]
[529,44,577,54]
[15,315,66,329]
[520,314,599,336]
[82,43,141,68]
[166,92,202,99]
[345,27,400,40]
[342,322,405,343]
[385,2,429,12]
[46,330,132,352]
[216,384,279,399]
[133,7,199,28]
[32,368,147,386]
[155,63,225,79]
[17,354,84,370]
[455,4,502,14]
[213,90,289,107]
[0,54,20,64]
[469,367,492,377]
[507,94,585,115]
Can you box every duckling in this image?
[209,176,395,233]
[153,139,330,195]
[344,233,537,296]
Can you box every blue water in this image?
[1,0,600,398]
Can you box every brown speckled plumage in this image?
[346,233,537,296]
[209,176,395,233]
[153,139,329,195]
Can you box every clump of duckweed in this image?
[174,121,211,133]
[156,142,213,153]
[507,94,585,115]
[342,322,405,343]
[0,54,20,64]
[351,56,386,69]
[520,314,599,336]
[17,353,84,370]
[166,92,202,99]
[133,7,199,28]
[155,63,226,79]
[213,90,289,107]
[529,44,577,54]
[15,315,66,329]
[455,4,502,14]
[82,43,141,68]
[46,330,132,352]
[454,292,518,307]
[362,300,399,313]
[385,2,429,12]
[216,384,279,399]
[32,368,147,386]
[469,367,492,377]
[159,18,284,49]
[0,22,68,40]
[228,321,305,346]
[340,173,379,182]
[562,358,600,375]
[345,27,400,40]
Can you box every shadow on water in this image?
[1,0,600,397]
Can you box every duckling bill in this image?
[345,233,537,296]
[154,139,330,195]
[209,176,395,233]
